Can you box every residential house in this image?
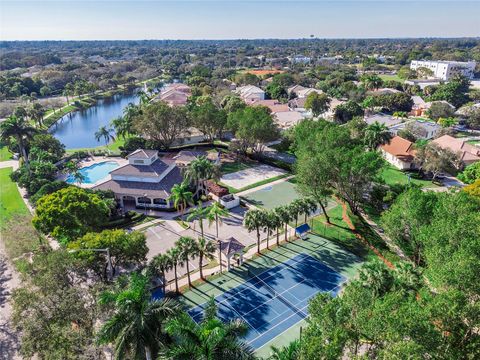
[389,120,442,140]
[370,88,402,95]
[235,85,266,103]
[153,83,191,106]
[364,114,405,128]
[380,136,416,170]
[432,135,480,166]
[274,111,304,129]
[410,96,427,116]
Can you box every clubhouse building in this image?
[93,149,183,210]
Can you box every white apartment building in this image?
[410,60,476,81]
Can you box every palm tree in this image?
[149,254,172,295]
[289,199,303,229]
[176,236,197,288]
[183,156,220,196]
[162,298,254,360]
[206,201,229,239]
[358,261,393,297]
[97,272,179,360]
[275,206,292,243]
[95,126,115,148]
[110,116,130,139]
[123,102,140,123]
[364,121,392,151]
[263,211,276,250]
[167,247,183,294]
[244,209,267,254]
[270,211,283,247]
[196,237,216,280]
[0,115,37,164]
[268,339,301,360]
[300,197,318,224]
[168,182,193,221]
[64,160,85,184]
[28,103,45,127]
[137,90,150,106]
[187,201,207,238]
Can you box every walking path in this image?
[337,200,394,269]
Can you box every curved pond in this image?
[50,92,139,149]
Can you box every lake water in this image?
[50,92,139,149]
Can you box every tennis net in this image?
[247,268,307,318]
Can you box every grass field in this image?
[220,173,290,194]
[0,146,12,161]
[380,165,439,188]
[65,137,127,154]
[378,74,403,83]
[0,167,28,227]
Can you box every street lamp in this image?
[68,248,113,281]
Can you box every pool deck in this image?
[57,156,127,188]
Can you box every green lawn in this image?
[65,137,127,154]
[378,74,403,83]
[0,145,12,161]
[0,167,29,227]
[380,165,439,188]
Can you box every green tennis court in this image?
[180,233,363,357]
[242,178,301,210]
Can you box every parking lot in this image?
[144,206,268,283]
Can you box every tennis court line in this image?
[248,280,348,347]
[222,297,262,335]
[190,253,339,313]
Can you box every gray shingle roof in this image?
[220,237,245,256]
[110,159,170,178]
[93,166,183,199]
[128,149,159,159]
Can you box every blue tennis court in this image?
[188,253,345,349]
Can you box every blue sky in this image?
[1,1,480,40]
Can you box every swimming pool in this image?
[66,161,119,184]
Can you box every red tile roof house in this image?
[432,135,480,166]
[380,136,416,170]
[153,83,191,106]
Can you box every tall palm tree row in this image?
[151,235,217,292]
[244,197,319,253]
